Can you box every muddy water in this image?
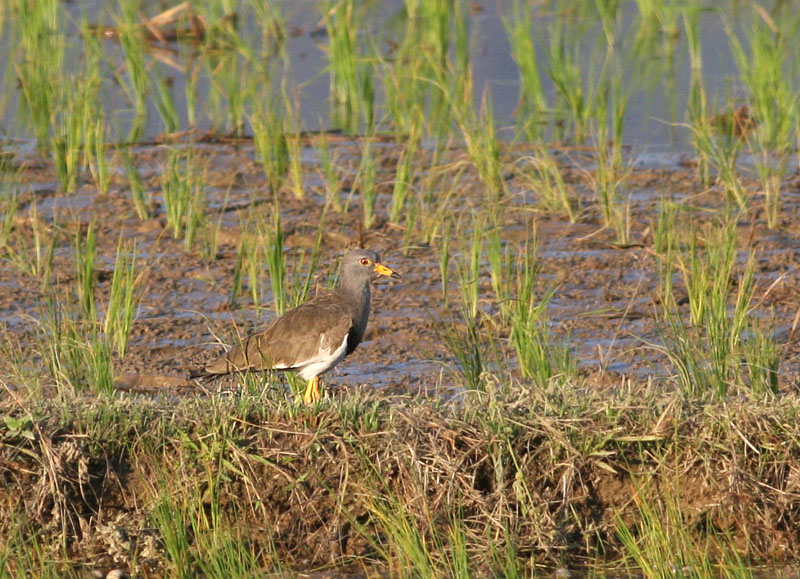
[2,140,800,396]
[1,0,745,151]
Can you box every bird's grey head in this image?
[341,249,401,286]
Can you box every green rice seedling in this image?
[2,202,58,287]
[705,251,758,394]
[594,0,624,48]
[116,0,149,139]
[504,0,547,141]
[228,235,247,308]
[54,68,103,194]
[242,230,262,311]
[589,53,632,242]
[727,7,797,152]
[658,220,768,397]
[437,222,452,309]
[653,200,680,312]
[676,220,736,328]
[378,39,426,138]
[727,6,797,227]
[201,6,260,137]
[208,38,258,134]
[651,197,679,257]
[376,2,420,133]
[439,308,486,391]
[418,2,505,200]
[468,89,502,199]
[313,130,343,211]
[377,0,454,139]
[184,168,209,251]
[103,237,140,358]
[285,99,305,200]
[184,57,200,129]
[399,202,420,257]
[455,219,483,320]
[36,294,116,396]
[208,51,253,136]
[508,241,572,388]
[517,148,577,221]
[120,148,150,220]
[546,16,590,142]
[202,189,231,261]
[245,0,288,63]
[742,316,779,395]
[85,334,116,396]
[687,113,747,211]
[251,96,289,195]
[151,69,181,134]
[74,221,97,320]
[685,76,710,186]
[79,18,109,192]
[287,242,323,312]
[652,308,717,397]
[430,45,504,196]
[416,161,467,248]
[0,178,20,249]
[12,0,63,152]
[161,148,191,238]
[263,210,286,317]
[356,137,378,229]
[85,117,111,195]
[161,147,206,243]
[485,214,514,315]
[683,6,715,189]
[51,92,85,194]
[388,128,420,225]
[752,151,787,230]
[324,0,374,133]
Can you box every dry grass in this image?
[2,382,800,575]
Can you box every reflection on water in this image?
[0,0,746,151]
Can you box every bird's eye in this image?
[359,258,370,266]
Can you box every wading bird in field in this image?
[190,249,400,404]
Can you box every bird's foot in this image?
[302,377,322,405]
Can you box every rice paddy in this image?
[2,0,800,576]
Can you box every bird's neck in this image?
[339,278,371,317]
[339,276,372,343]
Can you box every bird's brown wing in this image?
[195,295,354,377]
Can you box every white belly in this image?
[296,333,350,379]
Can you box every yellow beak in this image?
[374,263,401,279]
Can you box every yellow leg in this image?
[302,376,322,405]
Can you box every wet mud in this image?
[2,139,800,396]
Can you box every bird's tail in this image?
[188,367,214,381]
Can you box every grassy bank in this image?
[2,383,800,576]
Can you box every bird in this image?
[190,249,401,404]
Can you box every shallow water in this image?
[1,0,747,151]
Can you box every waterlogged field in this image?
[2,0,800,576]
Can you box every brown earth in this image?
[3,137,800,574]
[2,139,800,394]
